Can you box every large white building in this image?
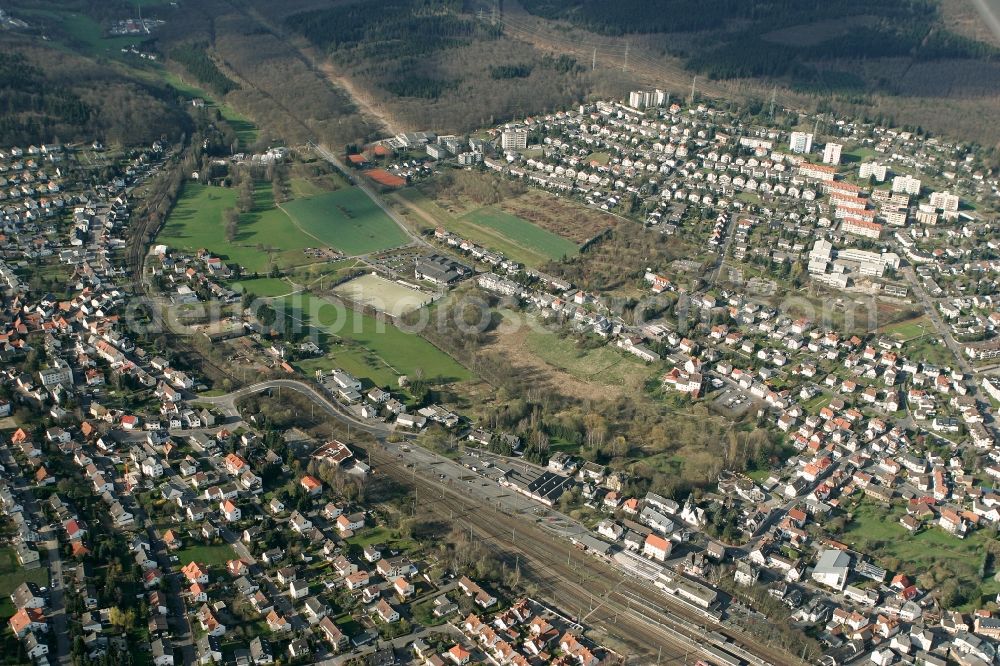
[789,131,813,154]
[500,128,528,151]
[929,190,959,212]
[822,142,842,166]
[841,217,883,240]
[627,89,669,110]
[812,549,851,591]
[808,240,899,285]
[859,162,888,182]
[837,247,899,275]
[892,174,921,196]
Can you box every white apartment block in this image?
[859,162,888,182]
[789,131,813,154]
[822,142,842,165]
[881,209,908,227]
[500,128,528,151]
[892,174,921,196]
[929,190,959,212]
[627,89,669,110]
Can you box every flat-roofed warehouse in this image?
[414,254,471,285]
[503,468,574,506]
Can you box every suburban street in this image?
[1,442,70,666]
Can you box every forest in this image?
[0,53,90,142]
[519,0,937,36]
[285,0,497,62]
[688,24,998,83]
[169,44,240,96]
[278,0,600,132]
[0,45,189,146]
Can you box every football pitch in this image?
[282,188,410,255]
[332,273,433,317]
[441,205,578,266]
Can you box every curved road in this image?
[196,378,408,442]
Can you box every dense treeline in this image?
[169,44,240,96]
[520,0,937,35]
[0,54,91,140]
[210,11,378,148]
[286,0,498,61]
[490,64,534,79]
[0,45,189,146]
[383,74,457,100]
[279,0,592,134]
[689,23,998,82]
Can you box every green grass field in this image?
[842,146,876,164]
[903,336,957,367]
[881,317,930,342]
[176,544,237,567]
[397,189,576,267]
[282,189,409,256]
[0,547,49,618]
[230,277,295,298]
[842,500,999,609]
[524,325,656,388]
[20,8,141,57]
[284,294,470,386]
[286,259,361,288]
[457,207,578,264]
[157,183,317,272]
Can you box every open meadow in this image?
[395,188,577,268]
[175,544,237,567]
[156,183,318,272]
[281,188,409,256]
[161,71,259,147]
[282,294,471,387]
[842,499,1000,610]
[458,207,578,261]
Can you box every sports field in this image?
[231,277,295,297]
[363,169,407,188]
[333,273,432,316]
[880,316,930,342]
[282,188,409,255]
[459,207,578,262]
[285,294,470,386]
[156,183,315,272]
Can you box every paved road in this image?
[898,264,997,438]
[40,527,70,666]
[11,466,70,666]
[197,379,410,442]
[131,487,195,664]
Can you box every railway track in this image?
[366,445,797,666]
